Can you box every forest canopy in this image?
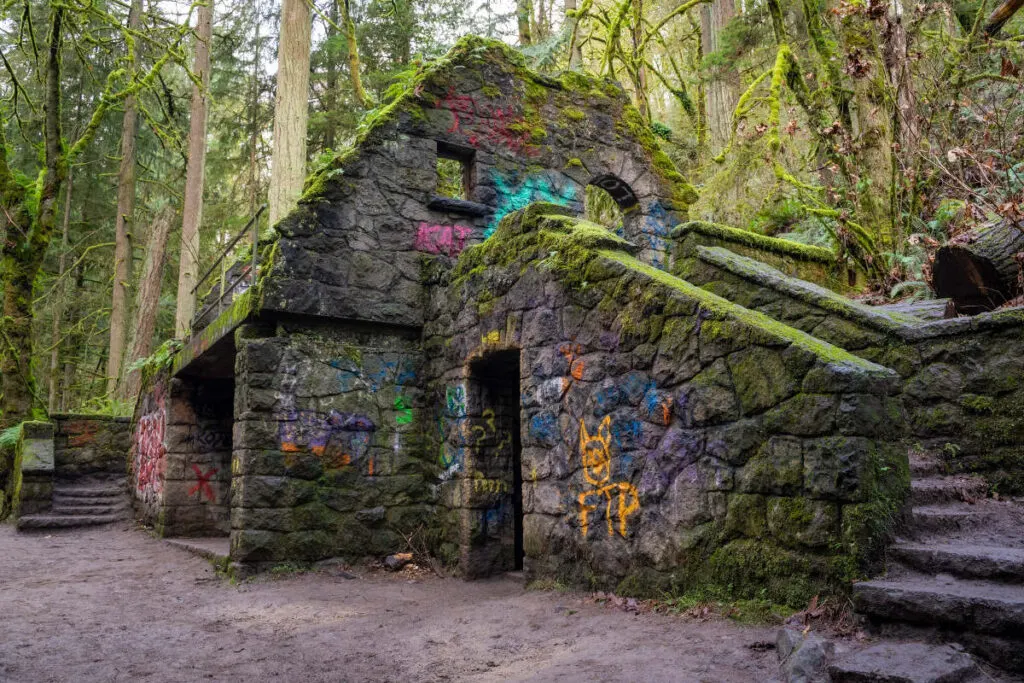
[2,0,1023,422]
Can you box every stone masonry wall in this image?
[424,208,908,604]
[683,245,1024,494]
[52,414,131,478]
[256,38,696,335]
[230,321,431,567]
[130,375,233,536]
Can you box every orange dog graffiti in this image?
[577,416,640,538]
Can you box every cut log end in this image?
[931,221,1024,314]
[932,245,1013,314]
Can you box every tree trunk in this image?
[248,16,262,217]
[122,206,176,400]
[517,0,533,46]
[48,168,74,414]
[700,0,737,151]
[630,0,650,120]
[342,0,369,108]
[880,0,919,246]
[565,0,583,69]
[0,6,67,424]
[107,0,143,395]
[268,0,312,227]
[323,0,339,152]
[174,0,213,337]
[932,222,1024,313]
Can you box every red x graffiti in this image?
[188,464,218,502]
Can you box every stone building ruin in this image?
[123,37,1024,670]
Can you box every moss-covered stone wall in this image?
[255,37,697,332]
[672,221,859,294]
[684,244,1024,494]
[424,206,908,605]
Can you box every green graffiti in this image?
[487,171,579,237]
[394,396,414,425]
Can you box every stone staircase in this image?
[17,475,131,531]
[853,451,1024,672]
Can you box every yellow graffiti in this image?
[471,473,509,494]
[471,408,498,443]
[577,416,640,538]
[482,330,501,345]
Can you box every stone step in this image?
[16,513,125,531]
[52,485,125,499]
[827,642,982,682]
[52,494,124,508]
[909,452,943,478]
[890,543,1024,584]
[854,572,1024,638]
[909,504,1003,536]
[910,476,988,506]
[51,504,128,516]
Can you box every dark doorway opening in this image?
[466,350,523,574]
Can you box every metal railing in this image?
[192,204,267,331]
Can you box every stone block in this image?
[723,493,767,540]
[767,497,839,549]
[763,394,838,436]
[803,437,870,502]
[737,436,803,496]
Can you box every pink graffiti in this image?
[439,88,538,156]
[133,383,166,499]
[415,223,473,256]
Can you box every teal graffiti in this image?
[487,171,580,237]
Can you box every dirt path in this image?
[0,523,780,682]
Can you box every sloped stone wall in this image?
[682,245,1024,494]
[425,207,908,604]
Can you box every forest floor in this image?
[0,523,784,682]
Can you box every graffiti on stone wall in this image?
[446,385,467,417]
[67,422,99,447]
[278,409,376,473]
[394,396,414,425]
[558,342,585,381]
[439,88,538,156]
[487,171,580,237]
[577,416,640,538]
[641,201,681,269]
[133,383,167,501]
[329,356,417,394]
[184,429,231,452]
[415,223,473,257]
[188,464,218,502]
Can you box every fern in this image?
[0,424,22,450]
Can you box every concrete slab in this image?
[164,537,230,563]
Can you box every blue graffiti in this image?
[593,385,625,415]
[529,411,558,446]
[328,356,417,393]
[487,171,581,237]
[610,419,643,450]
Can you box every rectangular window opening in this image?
[436,142,474,201]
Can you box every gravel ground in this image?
[0,523,781,682]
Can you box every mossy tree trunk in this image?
[0,6,68,425]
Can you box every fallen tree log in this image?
[932,221,1024,314]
